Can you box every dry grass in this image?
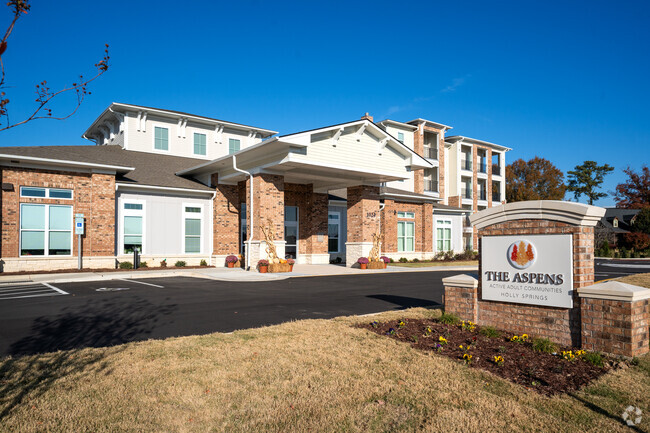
[0,308,648,432]
[389,260,478,268]
[617,272,650,288]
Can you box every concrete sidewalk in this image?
[0,263,478,285]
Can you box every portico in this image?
[178,119,434,268]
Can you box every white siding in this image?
[116,190,212,256]
[433,213,464,254]
[383,124,415,151]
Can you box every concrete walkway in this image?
[0,263,478,285]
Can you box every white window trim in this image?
[397,211,415,219]
[152,124,171,153]
[192,131,208,156]
[120,199,146,255]
[19,203,73,257]
[228,137,241,155]
[328,211,340,253]
[20,186,73,200]
[435,218,452,252]
[397,220,415,253]
[182,202,204,254]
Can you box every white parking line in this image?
[0,282,68,300]
[117,278,164,288]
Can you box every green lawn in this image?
[389,260,478,268]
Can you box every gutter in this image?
[232,154,254,271]
[0,154,134,173]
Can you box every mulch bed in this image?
[358,317,628,396]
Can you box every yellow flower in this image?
[439,336,447,344]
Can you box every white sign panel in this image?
[481,234,574,308]
[75,214,85,235]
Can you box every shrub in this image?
[199,259,208,267]
[380,255,390,264]
[357,257,369,265]
[258,259,269,267]
[389,258,395,263]
[160,259,167,267]
[621,247,629,258]
[479,326,500,338]
[434,251,445,260]
[119,261,133,269]
[174,261,186,267]
[139,261,148,268]
[600,241,611,257]
[623,232,650,251]
[438,312,460,325]
[582,351,604,367]
[532,337,558,354]
[412,258,419,263]
[225,255,239,264]
[444,250,454,261]
[399,257,408,263]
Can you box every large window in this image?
[436,219,452,252]
[285,206,298,259]
[122,201,144,254]
[20,204,72,256]
[229,138,240,154]
[328,212,340,253]
[21,186,73,199]
[194,133,206,156]
[397,221,414,252]
[154,126,169,151]
[183,204,202,253]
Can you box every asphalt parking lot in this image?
[0,260,646,358]
[0,272,455,357]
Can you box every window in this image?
[154,126,169,151]
[20,186,72,199]
[397,132,404,143]
[285,206,298,259]
[436,220,452,252]
[20,204,72,256]
[240,203,247,255]
[122,201,144,254]
[229,138,240,154]
[328,212,340,253]
[194,133,207,156]
[397,211,415,219]
[397,221,414,252]
[183,205,202,253]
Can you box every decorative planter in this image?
[259,265,268,273]
[227,262,235,268]
[384,262,388,269]
[289,265,294,272]
[367,261,385,270]
[359,263,367,270]
[270,263,292,273]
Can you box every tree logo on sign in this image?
[507,240,537,270]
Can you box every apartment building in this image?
[0,103,509,272]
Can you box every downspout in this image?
[232,154,253,271]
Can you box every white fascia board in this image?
[445,135,511,151]
[381,191,440,203]
[0,154,134,173]
[407,118,453,131]
[377,119,418,130]
[284,153,409,180]
[116,182,214,195]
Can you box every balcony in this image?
[461,159,472,171]
[478,190,487,201]
[478,161,487,174]
[462,188,472,199]
[492,164,501,176]
[493,192,501,202]
[424,146,438,160]
[424,180,438,192]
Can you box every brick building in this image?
[0,103,510,271]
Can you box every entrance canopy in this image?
[178,119,433,192]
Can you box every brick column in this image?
[437,130,445,201]
[422,203,433,253]
[442,274,478,322]
[212,173,240,263]
[486,148,493,207]
[413,124,424,194]
[246,174,285,266]
[346,185,380,266]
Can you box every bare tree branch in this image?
[0,0,110,132]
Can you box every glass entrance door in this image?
[285,206,298,259]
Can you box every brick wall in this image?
[444,285,478,322]
[448,195,461,208]
[212,173,240,255]
[1,167,115,259]
[347,185,380,243]
[247,174,284,240]
[284,183,328,256]
[581,297,650,357]
[413,125,424,194]
[381,200,433,255]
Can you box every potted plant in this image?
[258,259,269,273]
[380,256,390,269]
[357,257,369,270]
[160,259,167,268]
[225,255,238,268]
[287,258,295,271]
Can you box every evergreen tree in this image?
[567,161,614,205]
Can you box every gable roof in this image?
[0,145,213,192]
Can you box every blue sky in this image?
[1,0,648,206]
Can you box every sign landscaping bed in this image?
[359,316,633,396]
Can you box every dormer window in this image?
[613,218,618,228]
[194,133,206,156]
[154,127,169,151]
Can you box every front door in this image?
[285,206,298,259]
